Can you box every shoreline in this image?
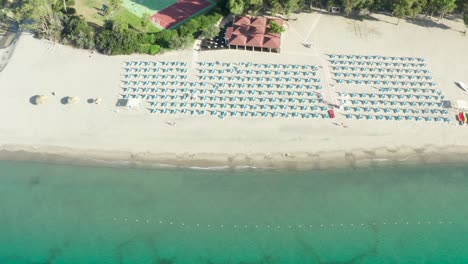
[2,144,468,171]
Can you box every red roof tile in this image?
[229,34,247,46]
[251,17,267,27]
[234,16,251,26]
[226,16,282,49]
[246,34,264,47]
[225,26,233,39]
[262,36,281,49]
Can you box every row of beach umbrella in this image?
[32,95,101,105]
[328,54,425,62]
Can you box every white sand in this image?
[1,13,468,169]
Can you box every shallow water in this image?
[0,160,467,263]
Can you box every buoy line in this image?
[112,218,454,230]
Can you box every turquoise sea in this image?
[1,160,468,263]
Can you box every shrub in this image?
[269,20,285,34]
[139,44,160,55]
[62,16,95,49]
[200,26,220,39]
[95,29,140,55]
[153,30,178,48]
[179,19,201,36]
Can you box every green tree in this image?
[427,0,456,19]
[326,0,337,11]
[249,0,264,8]
[269,0,283,14]
[284,0,303,13]
[228,0,245,14]
[200,25,220,38]
[62,16,95,49]
[139,44,160,55]
[154,29,179,48]
[269,20,285,33]
[393,0,411,24]
[408,0,427,17]
[169,34,194,49]
[343,0,358,15]
[247,0,263,13]
[95,28,139,54]
[14,0,64,40]
[342,0,373,16]
[179,18,201,36]
[393,0,425,23]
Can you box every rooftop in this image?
[225,16,283,50]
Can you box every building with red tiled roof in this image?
[224,16,283,53]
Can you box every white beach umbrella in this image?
[33,95,47,105]
[67,96,80,105]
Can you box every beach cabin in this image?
[224,16,283,53]
[116,98,141,110]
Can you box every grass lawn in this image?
[74,0,160,32]
[114,7,160,32]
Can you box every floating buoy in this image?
[111,216,456,231]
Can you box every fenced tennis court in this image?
[122,0,177,18]
[151,0,215,29]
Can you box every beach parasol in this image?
[458,112,465,124]
[66,96,80,104]
[33,95,48,105]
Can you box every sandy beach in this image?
[1,12,468,169]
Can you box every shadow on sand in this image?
[406,17,450,29]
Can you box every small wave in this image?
[187,166,231,170]
[371,158,391,162]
